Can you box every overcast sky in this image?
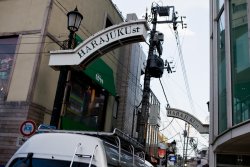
[112,0,210,153]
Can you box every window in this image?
[217,0,224,12]
[9,157,96,167]
[112,99,119,119]
[62,71,108,131]
[217,154,250,166]
[0,36,18,100]
[230,0,250,125]
[217,7,227,133]
[105,17,113,28]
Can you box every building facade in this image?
[146,91,161,161]
[0,0,150,165]
[210,0,250,166]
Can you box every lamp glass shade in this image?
[67,7,83,32]
[171,140,176,147]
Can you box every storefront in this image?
[61,58,116,131]
[49,20,149,132]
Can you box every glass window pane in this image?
[9,158,96,167]
[217,11,227,133]
[230,0,249,125]
[63,71,108,131]
[217,0,224,12]
[0,36,18,99]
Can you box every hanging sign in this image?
[169,155,177,163]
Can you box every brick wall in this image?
[0,102,46,165]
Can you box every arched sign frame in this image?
[49,20,149,69]
[167,108,209,134]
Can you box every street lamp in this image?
[50,7,83,128]
[171,140,176,148]
[67,7,83,49]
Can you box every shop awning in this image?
[83,58,116,96]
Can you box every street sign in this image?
[16,136,28,146]
[167,108,209,134]
[169,155,177,163]
[19,120,36,137]
[49,20,149,68]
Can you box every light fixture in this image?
[66,7,83,49]
[171,140,176,147]
[67,7,83,32]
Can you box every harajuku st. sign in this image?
[167,108,209,134]
[49,20,149,68]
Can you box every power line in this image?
[159,78,170,108]
[174,30,196,115]
[159,118,174,131]
[53,0,92,37]
[0,41,65,45]
[0,52,50,55]
[52,0,146,89]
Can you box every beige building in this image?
[0,0,158,165]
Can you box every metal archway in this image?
[49,20,149,69]
[167,108,209,134]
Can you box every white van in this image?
[6,128,153,167]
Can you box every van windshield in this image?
[9,158,96,167]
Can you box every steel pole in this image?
[50,31,74,128]
[138,9,158,145]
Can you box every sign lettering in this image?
[77,26,141,59]
[49,20,149,67]
[96,73,103,85]
[167,108,209,134]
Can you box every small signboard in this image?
[16,136,28,147]
[167,108,209,134]
[169,155,177,163]
[19,120,36,137]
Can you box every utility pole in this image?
[182,123,190,167]
[183,123,187,166]
[185,124,190,166]
[138,6,159,145]
[137,3,186,146]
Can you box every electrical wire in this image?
[0,0,144,90]
[165,132,180,141]
[0,43,145,88]
[158,76,188,152]
[159,78,170,107]
[165,25,209,114]
[0,40,68,45]
[174,30,196,115]
[53,0,150,90]
[54,0,92,37]
[159,118,174,131]
[156,25,201,156]
[167,25,198,115]
[0,0,147,91]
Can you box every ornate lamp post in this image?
[50,7,83,128]
[67,7,83,49]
